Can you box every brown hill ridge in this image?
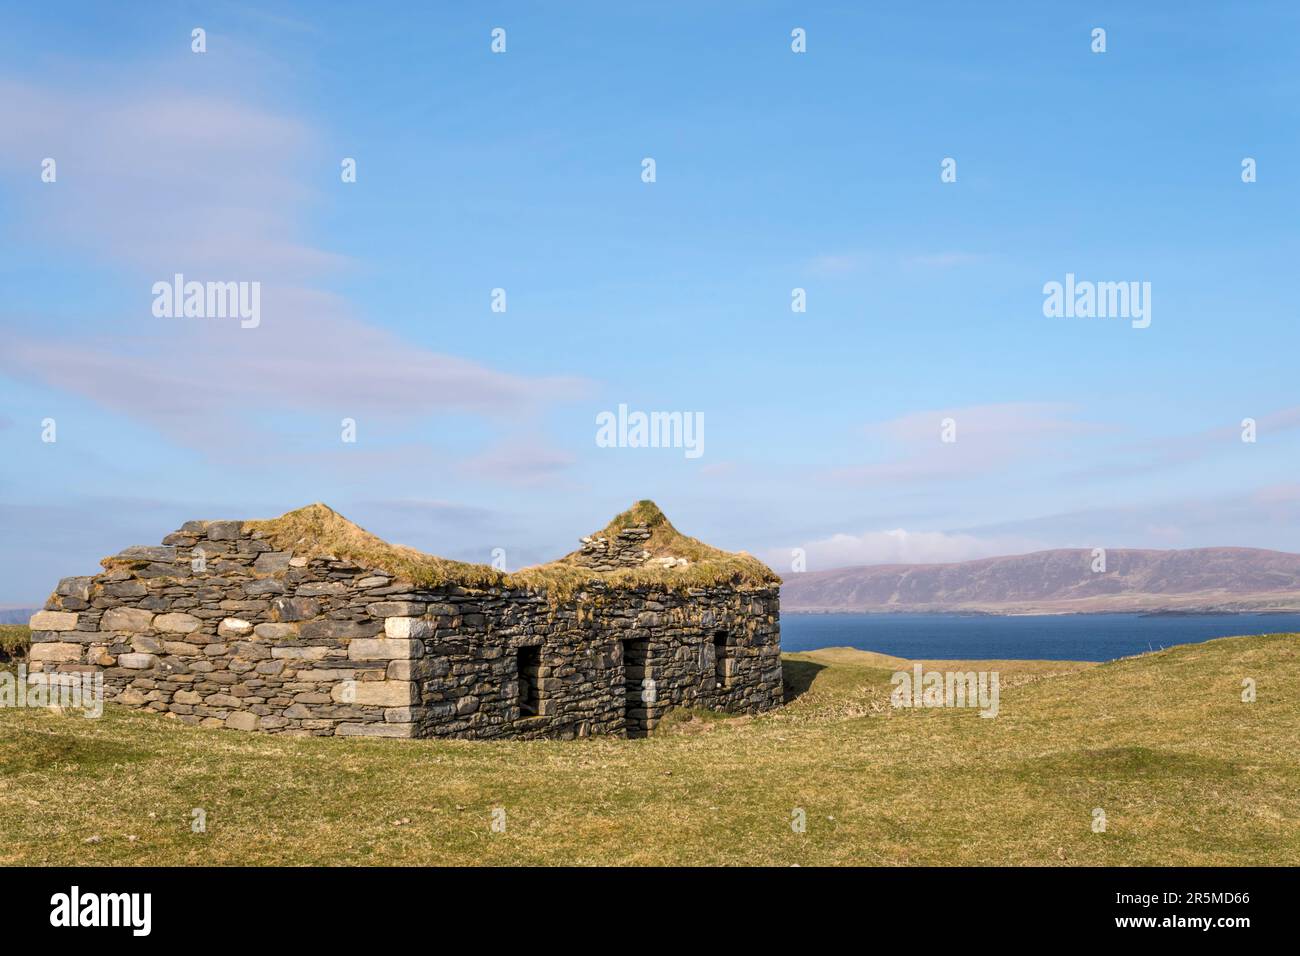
[780,547,1300,614]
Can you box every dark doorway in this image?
[622,638,649,737]
[517,644,542,716]
[713,631,730,689]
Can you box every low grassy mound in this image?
[246,503,504,589]
[513,500,779,594]
[0,624,29,662]
[1,633,1295,865]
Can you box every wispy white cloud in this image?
[458,440,577,487]
[804,252,877,277]
[900,251,985,269]
[0,75,588,450]
[0,80,329,276]
[804,249,986,277]
[1064,405,1300,481]
[698,461,737,477]
[963,482,1300,552]
[829,402,1106,485]
[4,290,586,448]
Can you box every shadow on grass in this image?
[0,726,155,775]
[782,659,826,703]
[1013,745,1240,784]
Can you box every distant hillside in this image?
[0,608,37,625]
[780,547,1300,613]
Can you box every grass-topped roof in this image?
[243,503,503,589]
[244,500,778,596]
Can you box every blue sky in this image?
[2,2,1299,604]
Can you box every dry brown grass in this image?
[0,625,29,661]
[245,503,504,588]
[245,501,777,598]
[513,499,778,593]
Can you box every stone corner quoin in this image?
[28,508,783,740]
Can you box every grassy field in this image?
[0,624,29,661]
[1,633,1296,865]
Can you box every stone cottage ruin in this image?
[27,502,783,739]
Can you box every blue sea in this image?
[779,612,1300,662]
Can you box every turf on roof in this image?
[243,501,778,595]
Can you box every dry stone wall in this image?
[406,580,781,739]
[576,525,656,570]
[30,518,783,740]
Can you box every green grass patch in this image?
[0,634,1296,866]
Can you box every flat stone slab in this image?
[101,607,155,632]
[28,611,78,631]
